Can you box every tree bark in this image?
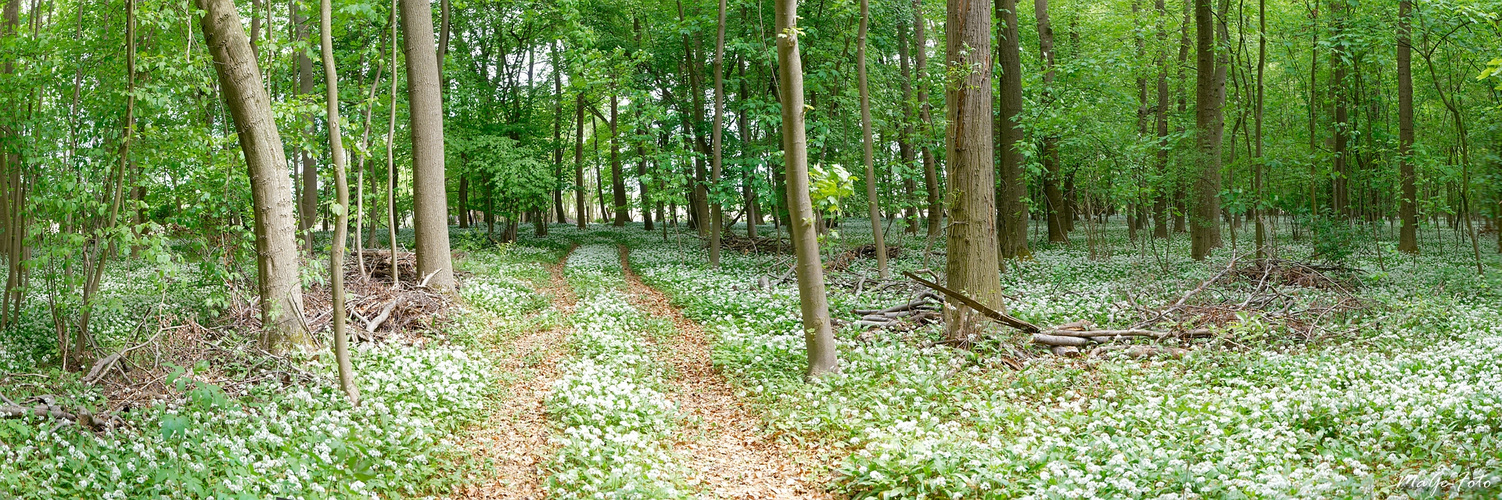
[857,0,888,278]
[1330,0,1348,218]
[1397,0,1417,254]
[386,0,399,286]
[709,0,727,264]
[574,92,587,229]
[611,92,628,226]
[198,0,312,352]
[739,57,757,238]
[399,0,455,292]
[321,0,359,404]
[1190,0,1225,260]
[914,0,942,238]
[1036,0,1067,244]
[945,0,1006,341]
[552,42,567,224]
[997,0,1029,257]
[1254,0,1266,258]
[294,0,317,255]
[775,0,837,380]
[897,18,918,234]
[1153,0,1170,239]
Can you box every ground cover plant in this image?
[3,0,1501,497]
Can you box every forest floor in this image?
[3,220,1501,499]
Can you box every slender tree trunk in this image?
[897,20,918,235]
[457,170,469,228]
[1396,0,1417,253]
[1153,0,1170,238]
[914,0,942,238]
[856,0,888,277]
[1330,0,1348,218]
[775,0,837,379]
[610,92,628,226]
[707,0,728,265]
[399,0,455,292]
[198,0,312,352]
[1190,0,1225,260]
[574,92,587,229]
[551,43,567,224]
[739,58,757,238]
[997,0,1029,257]
[1254,0,1266,258]
[320,0,359,404]
[945,0,1005,341]
[294,0,317,255]
[1035,0,1067,244]
[386,0,399,287]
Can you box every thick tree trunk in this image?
[198,0,312,352]
[775,0,837,380]
[1397,0,1417,254]
[997,0,1029,257]
[1190,0,1225,260]
[1035,0,1067,244]
[320,0,359,404]
[400,0,455,292]
[945,0,1005,341]
[914,0,942,238]
[857,0,888,278]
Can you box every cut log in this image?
[1050,346,1081,357]
[1031,333,1093,347]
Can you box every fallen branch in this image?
[902,271,1042,333]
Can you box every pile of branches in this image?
[719,233,791,254]
[1232,258,1360,290]
[1129,255,1368,342]
[225,250,456,344]
[848,291,942,331]
[825,243,903,272]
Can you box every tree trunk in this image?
[996,0,1029,257]
[897,20,918,235]
[320,0,359,404]
[457,170,468,228]
[574,92,587,229]
[1396,0,1417,254]
[400,0,455,292]
[1253,0,1266,258]
[945,0,1006,341]
[611,92,629,226]
[739,58,757,238]
[709,0,727,265]
[552,42,567,224]
[775,0,837,380]
[1330,0,1348,218]
[1153,0,1170,239]
[857,0,888,278]
[1036,0,1067,244]
[198,0,312,352]
[294,0,317,255]
[914,0,942,238]
[386,0,399,286]
[1190,0,1225,260]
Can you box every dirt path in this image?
[457,246,577,499]
[617,246,832,500]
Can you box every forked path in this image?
[458,246,577,500]
[617,245,832,500]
